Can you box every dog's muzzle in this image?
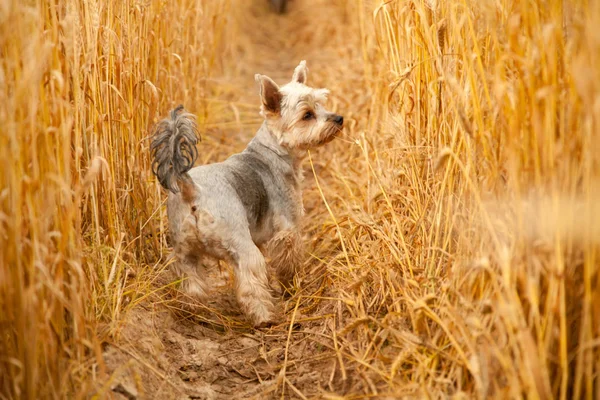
[327,113,344,127]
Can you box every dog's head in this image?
[255,61,343,151]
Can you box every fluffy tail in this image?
[150,105,199,197]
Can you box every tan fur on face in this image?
[265,82,341,151]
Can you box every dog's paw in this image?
[253,319,277,330]
[251,302,285,329]
[268,277,284,297]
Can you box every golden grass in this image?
[1,0,599,398]
[0,0,230,397]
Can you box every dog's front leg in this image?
[267,230,303,292]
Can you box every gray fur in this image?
[226,154,271,230]
[167,124,302,247]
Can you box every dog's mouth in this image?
[319,133,337,145]
[316,123,343,146]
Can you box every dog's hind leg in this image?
[267,230,303,291]
[172,252,210,300]
[169,210,210,300]
[230,239,275,327]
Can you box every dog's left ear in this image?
[255,74,282,114]
[292,60,308,84]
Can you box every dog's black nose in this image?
[334,115,343,125]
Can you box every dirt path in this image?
[103,1,369,399]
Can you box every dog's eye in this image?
[303,111,314,120]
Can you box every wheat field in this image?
[1,0,599,398]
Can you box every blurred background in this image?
[1,0,599,398]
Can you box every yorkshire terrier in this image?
[151,61,343,327]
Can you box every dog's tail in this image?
[150,105,199,200]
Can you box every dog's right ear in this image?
[255,74,282,115]
[292,60,308,84]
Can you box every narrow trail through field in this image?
[104,1,370,399]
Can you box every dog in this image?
[150,61,343,327]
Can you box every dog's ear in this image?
[292,60,308,84]
[255,74,282,114]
